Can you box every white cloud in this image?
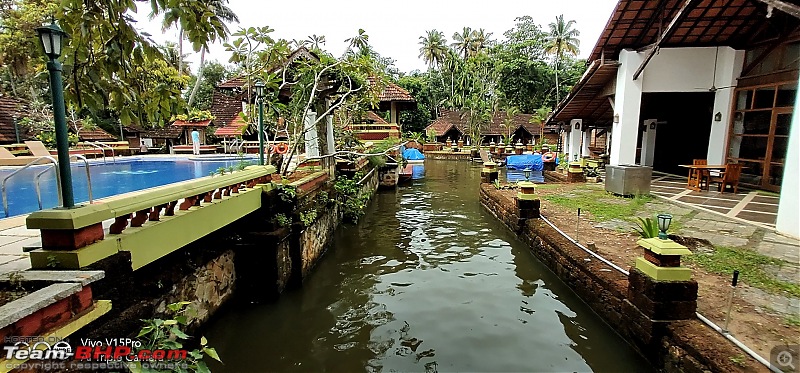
[133,0,618,73]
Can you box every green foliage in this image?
[276,184,296,203]
[684,246,800,297]
[272,213,290,227]
[215,167,226,176]
[729,354,747,368]
[36,132,79,148]
[633,217,659,238]
[174,109,215,123]
[396,75,432,133]
[299,210,317,226]
[785,314,800,327]
[136,301,221,372]
[334,171,370,223]
[185,61,234,110]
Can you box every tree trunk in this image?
[177,29,184,78]
[187,48,206,108]
[554,54,560,105]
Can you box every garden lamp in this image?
[37,20,74,208]
[255,80,266,165]
[657,214,673,239]
[523,167,531,181]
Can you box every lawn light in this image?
[523,167,531,181]
[657,213,673,240]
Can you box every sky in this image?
[133,0,619,74]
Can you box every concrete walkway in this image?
[650,172,779,228]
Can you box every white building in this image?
[548,0,799,238]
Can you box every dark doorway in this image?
[639,92,715,175]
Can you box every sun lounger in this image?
[0,147,50,166]
[24,141,52,157]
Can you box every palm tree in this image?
[451,27,474,60]
[186,0,240,107]
[471,28,493,56]
[544,14,580,105]
[306,34,326,50]
[418,29,447,69]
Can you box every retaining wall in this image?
[480,184,767,373]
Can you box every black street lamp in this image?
[254,80,266,166]
[37,20,74,208]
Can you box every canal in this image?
[205,160,652,372]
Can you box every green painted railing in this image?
[27,165,276,270]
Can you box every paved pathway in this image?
[650,173,779,228]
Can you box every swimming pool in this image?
[1,157,257,218]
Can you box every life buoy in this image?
[275,143,289,154]
[543,152,555,162]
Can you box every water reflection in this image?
[204,160,651,372]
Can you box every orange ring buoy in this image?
[275,143,289,154]
[542,152,555,162]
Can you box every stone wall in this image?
[154,250,236,326]
[480,184,767,373]
[298,204,339,279]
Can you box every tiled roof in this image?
[214,122,247,137]
[0,95,31,143]
[217,76,246,89]
[172,119,213,127]
[210,92,244,127]
[368,77,415,103]
[425,109,541,137]
[76,125,116,141]
[366,111,387,124]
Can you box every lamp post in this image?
[37,21,74,208]
[657,213,673,240]
[523,167,531,181]
[254,80,266,166]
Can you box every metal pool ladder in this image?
[2,155,94,217]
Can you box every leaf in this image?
[203,347,222,362]
[196,360,211,373]
[170,326,189,339]
[200,336,208,346]
[163,319,178,325]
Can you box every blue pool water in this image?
[1,158,255,218]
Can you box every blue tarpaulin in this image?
[403,148,426,160]
[506,154,543,171]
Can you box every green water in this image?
[205,160,652,372]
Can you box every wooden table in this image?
[678,164,726,191]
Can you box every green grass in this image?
[542,186,653,222]
[785,314,800,327]
[684,246,800,297]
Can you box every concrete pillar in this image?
[706,48,745,164]
[568,119,582,162]
[581,128,591,158]
[777,92,800,238]
[610,49,643,166]
[640,119,658,166]
[326,115,335,155]
[304,111,319,158]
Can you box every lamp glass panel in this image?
[51,32,62,56]
[39,33,52,55]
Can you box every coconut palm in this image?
[451,27,474,60]
[418,29,448,69]
[471,28,493,56]
[185,0,240,107]
[544,14,580,104]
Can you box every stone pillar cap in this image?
[637,238,692,256]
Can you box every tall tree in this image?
[471,28,493,56]
[418,29,447,69]
[184,60,233,110]
[544,14,580,104]
[451,27,474,60]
